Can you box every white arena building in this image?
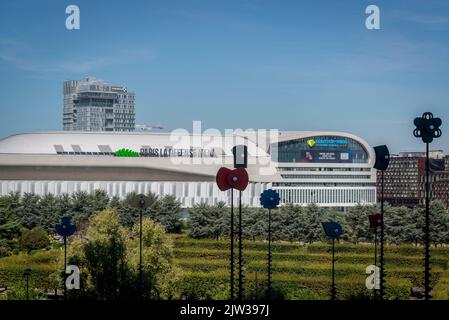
[0,131,377,208]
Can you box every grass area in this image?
[1,234,448,300]
[0,249,61,292]
[170,234,449,300]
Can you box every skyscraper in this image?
[63,77,135,132]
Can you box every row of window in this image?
[273,182,376,187]
[280,174,372,179]
[277,167,370,172]
[275,188,376,204]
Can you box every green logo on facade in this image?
[115,148,140,157]
[306,139,316,148]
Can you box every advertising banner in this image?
[302,150,353,163]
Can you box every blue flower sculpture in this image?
[260,189,280,209]
[55,216,76,238]
[322,221,343,238]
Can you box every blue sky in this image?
[0,0,448,152]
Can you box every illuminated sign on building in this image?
[306,138,348,148]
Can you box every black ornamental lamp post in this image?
[322,221,343,300]
[55,216,76,299]
[413,112,442,300]
[130,194,153,300]
[368,213,382,299]
[23,268,32,300]
[259,189,280,299]
[216,145,249,300]
[373,145,390,300]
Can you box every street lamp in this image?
[55,216,76,299]
[130,194,153,300]
[23,268,32,300]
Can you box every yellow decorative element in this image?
[306,139,316,148]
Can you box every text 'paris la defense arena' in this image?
[0,130,376,209]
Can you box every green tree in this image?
[189,203,214,239]
[112,192,159,228]
[384,206,413,244]
[69,191,93,224]
[55,193,71,219]
[39,193,59,232]
[212,202,230,240]
[243,207,266,241]
[150,195,182,233]
[17,193,41,229]
[270,204,290,241]
[429,200,449,246]
[89,189,110,212]
[345,204,374,243]
[128,218,182,299]
[304,204,323,243]
[68,208,181,300]
[281,204,306,243]
[0,194,21,244]
[411,200,449,246]
[409,207,423,245]
[70,208,132,300]
[114,193,140,227]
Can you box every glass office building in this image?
[63,77,135,132]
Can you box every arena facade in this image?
[0,130,376,208]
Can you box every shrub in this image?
[4,282,46,300]
[0,246,9,257]
[20,227,50,253]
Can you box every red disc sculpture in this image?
[216,166,249,300]
[216,167,249,191]
[368,213,382,230]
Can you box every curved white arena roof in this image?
[0,130,373,160]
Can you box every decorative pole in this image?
[331,237,336,300]
[380,170,385,300]
[230,189,235,300]
[374,228,377,267]
[368,213,382,299]
[217,145,249,300]
[238,189,243,300]
[216,166,249,301]
[55,216,76,300]
[322,221,343,300]
[23,268,32,300]
[413,112,442,300]
[267,208,271,298]
[130,194,152,300]
[139,201,143,298]
[260,189,280,299]
[373,145,390,300]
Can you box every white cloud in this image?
[403,13,449,25]
[0,39,155,75]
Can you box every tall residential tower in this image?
[63,77,135,132]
